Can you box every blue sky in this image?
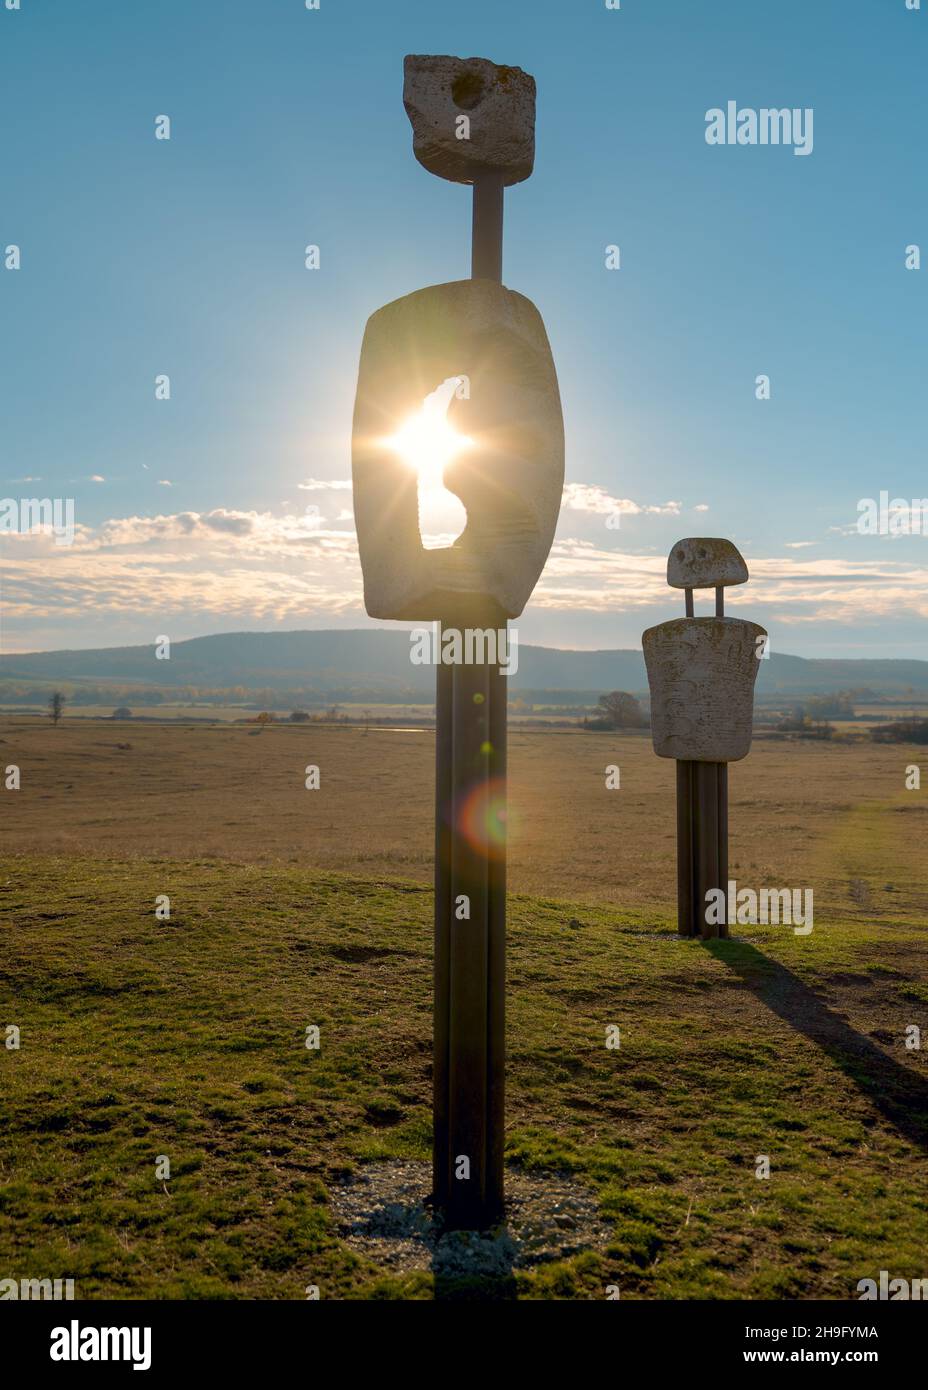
[1,0,926,657]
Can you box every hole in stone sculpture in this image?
[451,70,487,110]
[383,377,471,550]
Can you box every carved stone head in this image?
[667,537,749,591]
[403,55,536,186]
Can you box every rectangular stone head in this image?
[403,54,535,186]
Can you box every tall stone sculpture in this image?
[352,55,564,1227]
[643,539,766,939]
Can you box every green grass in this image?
[1,856,926,1299]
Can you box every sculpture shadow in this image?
[704,938,928,1154]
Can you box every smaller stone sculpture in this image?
[642,539,767,938]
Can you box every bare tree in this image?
[597,691,645,729]
[49,691,66,726]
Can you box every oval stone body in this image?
[351,278,564,622]
[642,616,767,762]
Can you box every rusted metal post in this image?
[432,660,453,1208]
[434,176,508,1228]
[436,610,506,1226]
[676,760,728,937]
[472,174,504,281]
[676,760,694,935]
[694,762,722,939]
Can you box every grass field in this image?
[2,719,926,915]
[1,719,927,1298]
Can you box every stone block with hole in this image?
[351,278,564,621]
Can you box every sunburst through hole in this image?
[381,377,472,547]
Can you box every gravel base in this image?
[329,1160,611,1278]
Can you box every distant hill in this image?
[2,630,928,704]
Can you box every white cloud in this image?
[530,540,928,622]
[297,478,352,491]
[4,498,928,641]
[561,484,681,518]
[0,509,362,628]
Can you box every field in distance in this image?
[1,717,926,919]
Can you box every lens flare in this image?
[457,777,508,858]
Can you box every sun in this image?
[382,377,473,491]
[380,377,473,547]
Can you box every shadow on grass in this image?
[705,938,928,1153]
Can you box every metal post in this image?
[676,760,694,936]
[432,660,453,1209]
[432,175,508,1228]
[695,762,719,940]
[717,763,729,938]
[472,174,504,280]
[675,760,728,938]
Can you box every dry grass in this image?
[1,719,925,923]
